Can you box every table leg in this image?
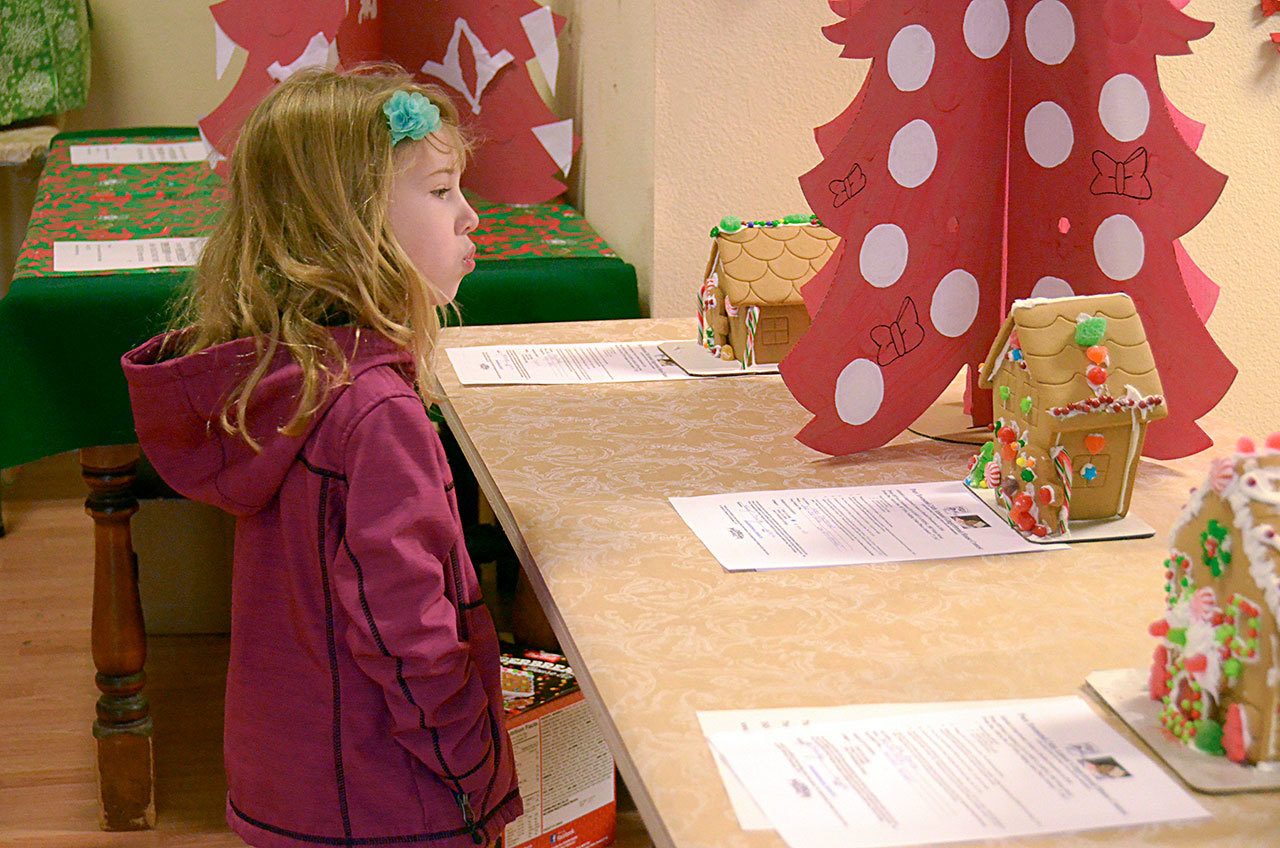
[81,445,155,830]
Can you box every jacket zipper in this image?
[448,545,469,641]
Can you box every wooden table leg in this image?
[81,445,155,830]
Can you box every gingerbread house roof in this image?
[1173,449,1280,628]
[980,293,1168,432]
[713,224,839,308]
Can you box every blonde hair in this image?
[172,65,470,449]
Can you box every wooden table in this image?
[434,317,1279,848]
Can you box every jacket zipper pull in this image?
[455,791,484,844]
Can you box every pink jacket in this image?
[123,328,521,847]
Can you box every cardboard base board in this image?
[964,482,1155,544]
[1084,668,1280,794]
[658,340,779,376]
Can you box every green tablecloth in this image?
[0,128,639,468]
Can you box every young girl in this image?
[122,68,519,848]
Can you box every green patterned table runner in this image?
[13,128,616,279]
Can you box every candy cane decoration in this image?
[1051,445,1073,526]
[744,305,760,367]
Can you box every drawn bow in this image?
[1090,148,1152,200]
[870,297,924,366]
[828,163,866,208]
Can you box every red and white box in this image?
[501,647,615,848]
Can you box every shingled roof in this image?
[980,293,1168,431]
[713,224,839,308]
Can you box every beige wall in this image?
[71,0,1280,436]
[68,0,238,131]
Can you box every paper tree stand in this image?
[200,0,577,203]
[781,0,1235,460]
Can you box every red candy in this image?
[1224,704,1248,763]
[998,426,1016,443]
[1013,493,1033,513]
[1086,365,1108,385]
[1237,436,1256,454]
[1148,619,1169,638]
[1183,654,1208,673]
[1086,345,1109,365]
[1015,512,1037,532]
[1032,524,1049,537]
[1036,485,1054,505]
[1148,646,1170,700]
[1267,432,1280,451]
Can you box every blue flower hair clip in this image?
[383,90,441,145]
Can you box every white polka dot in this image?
[931,270,980,337]
[888,25,935,92]
[835,359,884,425]
[1031,276,1075,299]
[859,224,909,288]
[1099,74,1149,142]
[1025,0,1075,65]
[888,119,938,188]
[1024,101,1073,168]
[964,0,1010,59]
[1094,214,1145,281]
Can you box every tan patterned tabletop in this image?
[434,318,1277,848]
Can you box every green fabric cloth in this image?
[0,0,90,126]
[0,129,639,468]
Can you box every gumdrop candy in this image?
[1223,704,1249,763]
[1149,645,1170,700]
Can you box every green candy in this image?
[1020,397,1032,415]
[1216,624,1236,641]
[1020,468,1034,482]
[719,215,743,233]
[1224,658,1242,678]
[1000,386,1011,402]
[1167,627,1187,647]
[979,441,995,460]
[1074,316,1108,347]
[1193,720,1225,756]
[783,213,812,224]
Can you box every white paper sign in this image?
[699,700,999,831]
[53,238,208,272]
[68,142,208,165]
[670,481,1059,571]
[709,697,1210,848]
[446,341,692,385]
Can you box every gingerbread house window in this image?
[1073,453,1110,487]
[760,316,790,347]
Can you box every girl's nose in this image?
[460,200,479,235]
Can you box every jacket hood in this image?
[122,327,413,516]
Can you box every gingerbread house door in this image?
[754,305,812,365]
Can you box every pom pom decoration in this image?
[1237,436,1256,454]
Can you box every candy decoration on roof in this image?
[780,0,1234,459]
[198,1,577,203]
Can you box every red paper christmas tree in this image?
[385,0,579,203]
[782,0,1234,460]
[200,0,346,174]
[198,1,576,203]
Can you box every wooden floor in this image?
[0,453,652,847]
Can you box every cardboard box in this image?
[502,648,615,848]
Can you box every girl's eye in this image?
[431,187,451,198]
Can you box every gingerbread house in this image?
[965,293,1167,538]
[1148,437,1280,764]
[696,215,839,367]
